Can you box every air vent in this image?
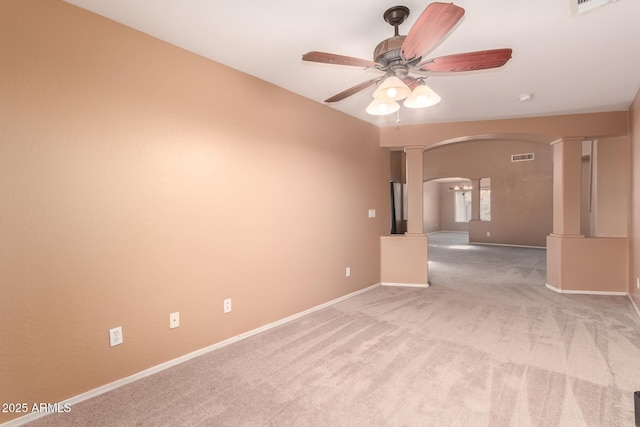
[511,153,534,162]
[573,0,616,14]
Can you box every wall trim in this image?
[381,282,430,288]
[471,241,546,249]
[1,283,381,427]
[629,294,640,322]
[429,231,546,249]
[428,231,468,235]
[545,283,627,296]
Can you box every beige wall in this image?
[423,181,471,234]
[630,89,640,310]
[379,111,629,148]
[547,235,628,293]
[380,236,429,286]
[593,137,629,237]
[578,138,629,238]
[422,181,440,233]
[422,140,553,247]
[2,2,639,423]
[438,182,470,233]
[390,151,405,183]
[0,2,389,422]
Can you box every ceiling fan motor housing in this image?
[374,36,405,67]
[375,6,412,75]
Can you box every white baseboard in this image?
[381,282,430,288]
[629,294,640,321]
[472,242,546,249]
[545,283,627,296]
[1,283,380,427]
[428,231,545,249]
[428,231,468,235]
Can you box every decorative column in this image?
[380,145,429,288]
[547,137,585,293]
[551,137,583,236]
[404,146,424,235]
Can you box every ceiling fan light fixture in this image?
[403,81,441,108]
[366,98,400,116]
[302,3,513,119]
[373,75,411,101]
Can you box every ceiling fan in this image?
[302,2,512,115]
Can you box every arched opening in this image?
[382,113,630,292]
[423,137,553,247]
[420,137,551,287]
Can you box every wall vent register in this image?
[574,0,617,14]
[511,153,534,162]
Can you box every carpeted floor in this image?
[27,232,640,426]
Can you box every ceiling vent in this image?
[511,153,534,162]
[573,0,617,14]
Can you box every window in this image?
[454,191,472,222]
[480,178,491,221]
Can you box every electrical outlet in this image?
[169,312,180,329]
[346,267,351,277]
[486,231,491,237]
[109,326,123,347]
[636,277,640,290]
[368,209,376,218]
[223,298,232,314]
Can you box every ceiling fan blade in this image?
[403,77,420,90]
[401,2,465,62]
[325,78,382,103]
[418,48,513,72]
[302,51,381,68]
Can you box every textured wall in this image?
[593,137,629,237]
[630,89,640,310]
[422,181,440,233]
[422,140,553,247]
[379,111,629,148]
[438,182,470,233]
[0,1,388,422]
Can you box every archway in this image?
[380,112,629,290]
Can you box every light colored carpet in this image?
[27,232,640,426]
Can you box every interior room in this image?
[2,0,640,425]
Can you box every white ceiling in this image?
[64,0,640,127]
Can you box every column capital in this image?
[551,137,585,146]
[404,146,425,153]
